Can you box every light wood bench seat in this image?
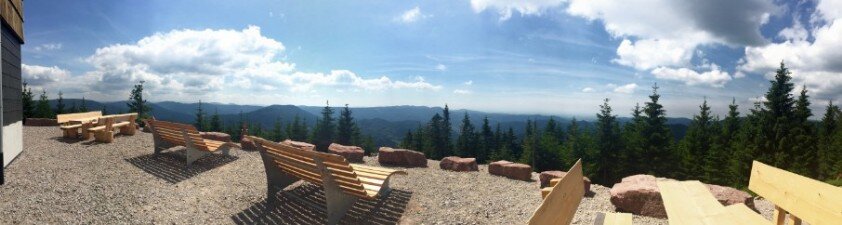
[86,113,137,143]
[658,161,842,225]
[531,159,632,225]
[56,111,102,138]
[147,119,236,166]
[249,136,407,225]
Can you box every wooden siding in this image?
[0,0,22,42]
[2,25,21,126]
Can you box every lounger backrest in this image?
[748,161,842,225]
[56,111,102,124]
[250,136,370,198]
[528,159,585,225]
[147,120,209,151]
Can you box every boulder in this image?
[328,143,365,163]
[489,160,533,181]
[25,118,58,126]
[609,175,666,218]
[200,132,232,142]
[539,171,591,193]
[240,136,258,151]
[281,139,315,151]
[440,156,478,172]
[377,147,427,167]
[609,175,756,218]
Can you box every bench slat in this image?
[748,161,842,225]
[528,159,585,225]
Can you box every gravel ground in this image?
[1,126,777,224]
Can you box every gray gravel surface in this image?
[1,126,778,224]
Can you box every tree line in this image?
[400,63,841,188]
[22,81,154,126]
[194,102,377,154]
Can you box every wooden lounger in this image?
[56,111,102,138]
[147,119,236,166]
[531,159,632,225]
[658,161,842,225]
[249,136,407,225]
[86,113,137,143]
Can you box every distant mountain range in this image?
[48,99,691,147]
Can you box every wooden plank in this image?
[541,187,551,199]
[712,204,769,225]
[658,180,725,225]
[601,212,632,225]
[528,159,585,225]
[56,111,102,123]
[0,0,23,41]
[748,161,842,225]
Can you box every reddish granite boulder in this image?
[240,136,258,151]
[282,139,315,151]
[378,147,427,167]
[609,175,755,218]
[328,143,365,162]
[200,132,232,142]
[489,160,533,181]
[706,184,755,209]
[609,175,666,218]
[440,156,478,172]
[539,171,591,193]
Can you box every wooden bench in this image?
[249,136,407,225]
[147,119,236,166]
[56,111,102,138]
[86,113,137,143]
[658,160,842,225]
[530,159,632,225]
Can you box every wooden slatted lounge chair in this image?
[657,160,842,225]
[249,136,407,225]
[147,119,236,166]
[530,159,632,225]
[86,113,138,143]
[56,111,102,138]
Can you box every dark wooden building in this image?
[1,0,23,184]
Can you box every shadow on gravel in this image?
[231,184,412,225]
[50,137,85,144]
[124,149,239,184]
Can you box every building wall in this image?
[1,22,21,168]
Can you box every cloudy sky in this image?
[21,0,842,118]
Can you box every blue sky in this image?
[20,0,842,118]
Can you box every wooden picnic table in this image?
[657,180,768,225]
[69,117,100,140]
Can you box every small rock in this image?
[440,156,478,172]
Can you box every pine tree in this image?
[594,98,623,184]
[506,127,521,160]
[710,98,740,185]
[443,105,453,156]
[622,103,645,174]
[680,99,715,180]
[455,113,477,157]
[312,102,336,152]
[35,89,52,118]
[478,116,494,163]
[55,91,66,114]
[21,82,34,120]
[412,126,426,152]
[272,117,284,142]
[79,97,89,112]
[790,86,817,177]
[641,84,674,177]
[127,81,151,124]
[336,104,355,145]
[535,119,563,172]
[195,101,207,131]
[565,118,592,174]
[69,101,78,113]
[760,62,797,168]
[818,101,839,179]
[210,109,222,132]
[400,130,414,149]
[286,114,307,141]
[425,113,446,159]
[729,102,764,187]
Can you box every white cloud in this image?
[22,64,71,86]
[454,89,472,94]
[611,83,638,94]
[651,64,732,87]
[739,1,842,99]
[436,63,447,71]
[397,6,430,23]
[30,26,443,101]
[567,0,776,86]
[470,0,566,21]
[464,80,473,85]
[581,87,595,93]
[33,43,62,51]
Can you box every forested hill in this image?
[45,100,691,147]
